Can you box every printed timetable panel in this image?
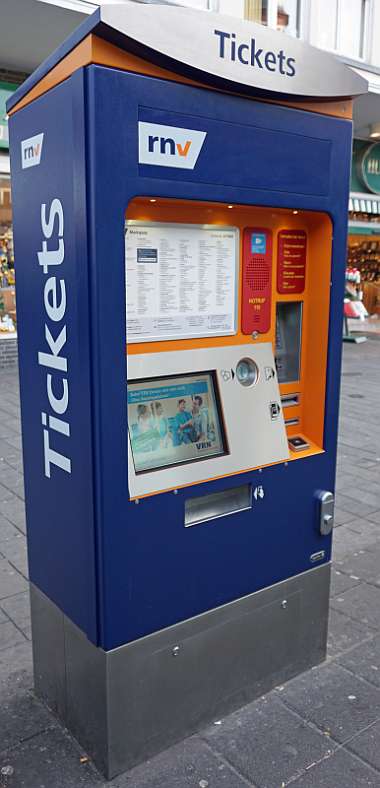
[125,221,238,342]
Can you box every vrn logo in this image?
[21,133,44,169]
[138,122,206,170]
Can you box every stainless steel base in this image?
[30,564,331,779]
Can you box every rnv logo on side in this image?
[138,122,206,169]
[21,133,44,169]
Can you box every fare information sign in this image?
[125,222,238,343]
[277,229,307,294]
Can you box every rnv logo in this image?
[21,133,44,169]
[138,122,206,169]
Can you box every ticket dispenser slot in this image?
[242,228,273,334]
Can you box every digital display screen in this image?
[127,372,227,473]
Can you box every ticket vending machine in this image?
[8,3,366,778]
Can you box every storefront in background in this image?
[0,81,16,336]
[348,140,380,316]
[2,101,380,333]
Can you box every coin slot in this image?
[236,357,259,387]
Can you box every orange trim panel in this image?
[125,197,333,497]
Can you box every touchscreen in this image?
[128,372,226,473]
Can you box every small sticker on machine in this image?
[251,233,266,255]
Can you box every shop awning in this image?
[352,67,380,96]
[0,152,10,175]
[349,191,380,213]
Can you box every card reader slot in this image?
[281,394,300,407]
[185,484,252,527]
[285,417,300,426]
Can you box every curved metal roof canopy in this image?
[7,1,368,112]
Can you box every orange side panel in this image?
[8,36,94,115]
[9,33,353,120]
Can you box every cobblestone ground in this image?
[0,341,380,788]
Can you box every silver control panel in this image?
[127,343,289,498]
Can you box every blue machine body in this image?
[9,65,351,651]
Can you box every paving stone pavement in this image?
[0,341,379,788]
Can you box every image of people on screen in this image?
[174,399,196,445]
[127,374,225,472]
[152,401,172,448]
[191,395,210,442]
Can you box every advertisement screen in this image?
[128,372,226,473]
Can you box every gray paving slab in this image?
[0,690,58,755]
[20,623,31,640]
[0,727,103,788]
[0,484,14,505]
[276,662,380,743]
[338,635,380,688]
[334,493,379,518]
[366,511,380,525]
[0,417,20,435]
[339,488,380,510]
[327,607,375,659]
[337,444,378,466]
[2,457,23,474]
[332,528,378,561]
[0,424,19,441]
[3,436,22,452]
[344,518,380,537]
[0,452,22,475]
[0,637,54,754]
[0,620,26,652]
[0,516,22,544]
[338,468,380,489]
[0,497,26,534]
[330,583,380,630]
[201,695,336,788]
[0,535,28,579]
[0,403,20,420]
[347,720,380,773]
[289,747,380,787]
[0,640,32,687]
[333,507,357,526]
[341,454,380,471]
[0,467,24,499]
[333,548,380,588]
[0,559,28,600]
[330,566,362,597]
[337,462,380,485]
[0,592,30,630]
[112,737,254,788]
[0,731,255,788]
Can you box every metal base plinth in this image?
[30,564,331,779]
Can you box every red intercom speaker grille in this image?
[242,228,273,334]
